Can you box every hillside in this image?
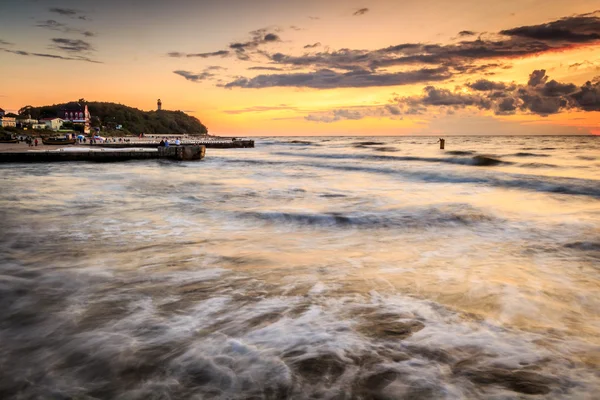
[19,101,208,135]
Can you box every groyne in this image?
[0,145,205,163]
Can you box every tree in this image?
[18,105,32,116]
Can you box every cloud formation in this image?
[302,70,600,123]
[49,7,88,20]
[214,11,600,90]
[247,66,286,71]
[393,69,600,116]
[168,28,281,60]
[1,48,100,63]
[173,66,224,82]
[304,42,321,49]
[0,39,13,46]
[223,67,451,89]
[36,20,94,37]
[353,8,369,16]
[51,38,93,53]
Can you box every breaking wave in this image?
[239,204,496,229]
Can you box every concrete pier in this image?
[99,139,254,149]
[0,145,205,163]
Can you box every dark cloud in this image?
[500,13,600,43]
[173,65,227,82]
[1,48,100,63]
[169,28,280,61]
[49,7,78,17]
[496,97,518,114]
[392,70,600,116]
[527,69,548,86]
[189,50,230,58]
[223,67,451,89]
[384,104,402,115]
[173,70,214,82]
[458,30,476,37]
[229,29,281,59]
[36,20,95,37]
[467,79,508,91]
[290,25,302,31]
[247,66,286,71]
[571,78,600,111]
[304,42,321,49]
[353,8,369,16]
[254,12,600,86]
[167,50,230,58]
[0,39,13,46]
[51,38,93,53]
[417,86,490,108]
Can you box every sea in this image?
[0,135,599,399]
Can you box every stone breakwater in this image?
[0,145,205,163]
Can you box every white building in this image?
[0,116,16,128]
[41,118,64,131]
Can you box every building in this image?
[0,116,16,128]
[157,99,162,111]
[41,118,64,131]
[16,117,39,128]
[0,108,5,118]
[61,102,91,133]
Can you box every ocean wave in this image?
[274,152,510,167]
[446,150,475,156]
[288,140,315,145]
[520,162,558,168]
[239,204,496,229]
[511,152,550,157]
[564,241,600,251]
[300,161,600,198]
[354,141,384,146]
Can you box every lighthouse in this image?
[157,99,162,111]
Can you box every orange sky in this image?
[0,0,599,135]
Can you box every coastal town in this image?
[0,99,253,161]
[0,101,92,134]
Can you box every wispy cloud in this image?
[1,48,101,63]
[51,38,93,53]
[49,7,88,20]
[168,27,282,61]
[458,30,476,37]
[36,20,94,37]
[173,65,224,82]
[0,39,13,46]
[304,42,321,49]
[353,8,369,16]
[223,67,451,89]
[247,66,286,71]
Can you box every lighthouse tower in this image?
[157,99,162,111]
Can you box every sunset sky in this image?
[1,0,599,136]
